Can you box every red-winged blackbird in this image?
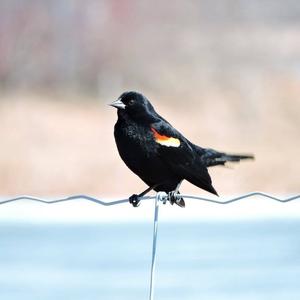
[110,91,254,207]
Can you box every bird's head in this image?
[110,91,157,122]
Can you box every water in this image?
[0,220,300,300]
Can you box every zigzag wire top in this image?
[0,192,299,206]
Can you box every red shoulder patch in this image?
[150,127,180,147]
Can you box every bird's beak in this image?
[109,98,126,109]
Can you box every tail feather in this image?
[200,148,254,167]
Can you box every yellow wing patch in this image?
[151,127,180,147]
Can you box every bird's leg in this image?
[169,180,183,205]
[129,184,159,207]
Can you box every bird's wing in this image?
[150,121,218,195]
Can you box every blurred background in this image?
[0,1,300,300]
[0,0,299,197]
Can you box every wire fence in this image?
[1,191,299,300]
[0,191,299,206]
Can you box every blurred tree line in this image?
[0,0,299,99]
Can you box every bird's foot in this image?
[129,194,141,207]
[168,191,185,208]
[168,191,178,205]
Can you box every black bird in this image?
[110,91,254,207]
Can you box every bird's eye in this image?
[128,99,135,105]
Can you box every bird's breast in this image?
[114,121,157,159]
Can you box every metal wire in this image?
[0,192,299,206]
[149,192,164,300]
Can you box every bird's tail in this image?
[201,148,254,167]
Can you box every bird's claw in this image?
[129,194,141,207]
[168,191,185,207]
[168,191,178,205]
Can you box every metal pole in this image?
[149,192,161,300]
